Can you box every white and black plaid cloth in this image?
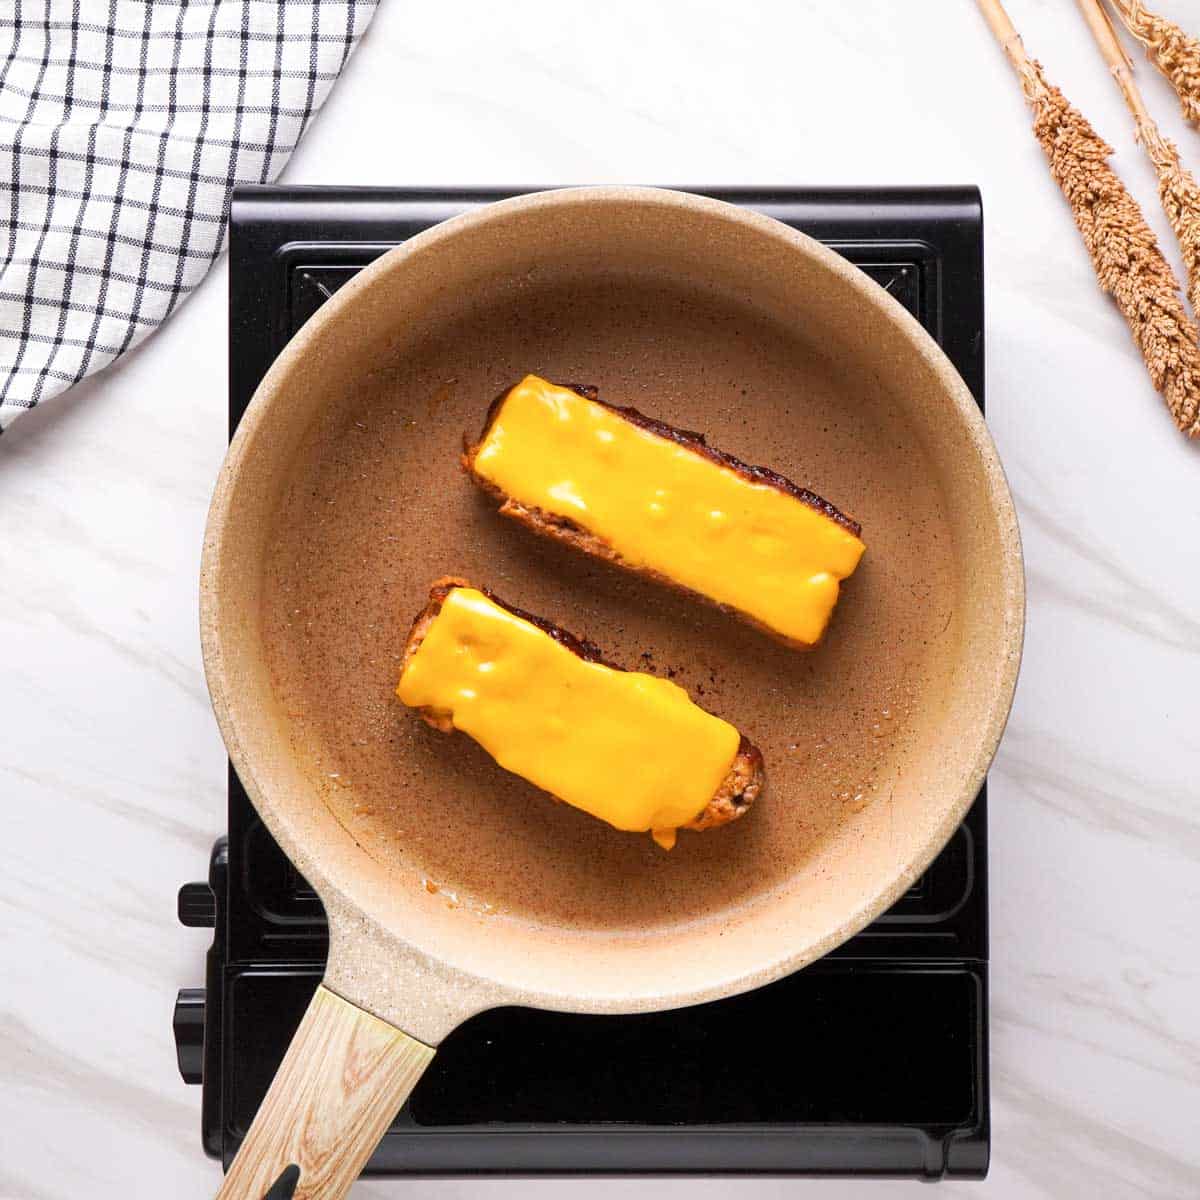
[0,0,378,432]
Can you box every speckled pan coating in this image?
[199,187,1024,1046]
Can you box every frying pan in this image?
[200,187,1023,1198]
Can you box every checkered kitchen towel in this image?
[0,0,378,432]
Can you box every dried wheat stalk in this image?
[1078,0,1200,323]
[978,0,1200,435]
[1142,126,1200,318]
[1105,0,1200,127]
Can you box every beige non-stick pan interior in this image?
[201,187,1022,1040]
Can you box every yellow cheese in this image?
[396,587,740,848]
[472,376,866,646]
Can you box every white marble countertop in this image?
[4,1,1199,1196]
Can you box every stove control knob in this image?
[178,881,216,927]
[173,988,205,1085]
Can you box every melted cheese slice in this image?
[397,587,740,848]
[472,376,866,646]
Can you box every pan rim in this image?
[200,185,1024,1025]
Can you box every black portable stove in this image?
[174,185,990,1180]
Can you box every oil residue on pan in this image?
[262,274,959,933]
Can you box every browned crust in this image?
[461,381,861,650]
[687,735,763,831]
[400,576,762,834]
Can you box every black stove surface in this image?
[175,185,989,1180]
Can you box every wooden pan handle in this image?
[215,984,435,1200]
